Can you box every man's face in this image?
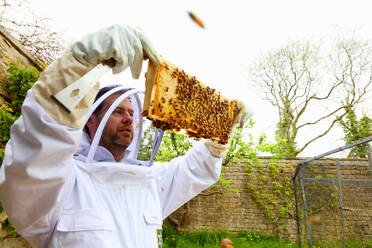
[90,93,134,150]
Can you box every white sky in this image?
[30,0,372,157]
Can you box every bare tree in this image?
[249,28,372,157]
[0,0,67,63]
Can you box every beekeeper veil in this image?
[77,84,164,166]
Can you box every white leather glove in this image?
[204,140,230,158]
[204,100,253,158]
[71,24,160,78]
[233,100,254,129]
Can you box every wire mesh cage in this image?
[293,136,372,248]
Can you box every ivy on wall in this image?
[243,133,295,235]
[222,123,296,235]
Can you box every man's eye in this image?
[113,110,122,114]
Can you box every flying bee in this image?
[187,11,205,29]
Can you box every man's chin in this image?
[114,136,133,147]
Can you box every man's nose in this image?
[121,112,133,124]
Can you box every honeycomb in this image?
[142,59,241,144]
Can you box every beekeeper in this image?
[0,24,252,248]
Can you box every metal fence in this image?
[293,136,372,248]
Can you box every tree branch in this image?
[297,112,347,154]
[297,105,346,129]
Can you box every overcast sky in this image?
[29,0,372,157]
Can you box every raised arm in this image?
[155,101,253,219]
[0,24,159,246]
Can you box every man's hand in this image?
[71,24,160,78]
[234,100,254,129]
[224,99,253,143]
[204,140,230,158]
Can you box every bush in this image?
[0,60,40,165]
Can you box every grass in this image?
[162,225,296,248]
[311,239,372,248]
[162,225,372,248]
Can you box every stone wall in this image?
[168,157,371,242]
[168,157,299,239]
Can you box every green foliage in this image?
[138,126,253,194]
[0,105,16,146]
[162,225,297,248]
[257,133,291,159]
[137,122,156,161]
[2,217,17,236]
[156,130,194,162]
[275,100,299,157]
[223,121,255,166]
[138,124,193,162]
[231,122,295,235]
[138,124,195,163]
[339,108,372,158]
[206,120,294,232]
[163,225,372,248]
[0,61,40,165]
[6,60,41,108]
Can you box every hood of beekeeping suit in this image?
[75,85,144,163]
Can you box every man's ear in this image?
[86,114,98,140]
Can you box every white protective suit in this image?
[0,25,226,248]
